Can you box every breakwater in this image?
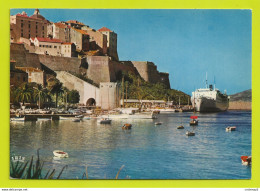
[228,101,251,110]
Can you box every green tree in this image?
[15,83,33,106]
[67,90,80,104]
[33,84,49,109]
[47,78,63,108]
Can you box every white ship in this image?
[191,78,229,112]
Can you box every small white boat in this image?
[10,117,25,122]
[59,116,72,120]
[72,118,81,122]
[226,126,236,131]
[241,156,251,165]
[75,115,84,119]
[151,108,175,113]
[37,118,52,121]
[53,150,69,158]
[186,131,195,136]
[155,122,162,125]
[97,118,112,124]
[83,117,91,120]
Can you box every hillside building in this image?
[82,28,107,55]
[52,22,71,43]
[98,27,118,60]
[30,37,63,56]
[16,67,44,86]
[10,60,28,86]
[70,28,90,51]
[10,9,49,42]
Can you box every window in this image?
[23,76,26,81]
[39,45,42,47]
[28,34,30,38]
[21,33,23,37]
[54,46,57,48]
[21,23,23,27]
[42,26,44,30]
[28,24,30,28]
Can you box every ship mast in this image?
[205,72,208,89]
[214,76,216,90]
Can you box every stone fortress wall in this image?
[11,43,171,89]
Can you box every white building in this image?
[30,37,62,56]
[61,42,76,57]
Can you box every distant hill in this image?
[229,89,252,102]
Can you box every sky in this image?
[10,9,252,95]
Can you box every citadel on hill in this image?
[10,9,171,109]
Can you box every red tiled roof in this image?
[16,14,29,18]
[71,28,88,35]
[55,22,68,29]
[62,42,73,45]
[35,37,62,43]
[98,27,112,32]
[66,20,84,25]
[16,67,42,72]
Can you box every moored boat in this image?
[75,115,84,119]
[186,131,195,136]
[37,118,52,121]
[190,116,198,125]
[72,118,81,122]
[53,150,69,158]
[10,117,25,122]
[241,156,251,165]
[97,118,112,124]
[155,122,162,125]
[122,123,132,130]
[59,116,72,120]
[177,125,184,129]
[226,126,236,131]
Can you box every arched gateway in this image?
[86,98,96,106]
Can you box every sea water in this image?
[10,111,251,179]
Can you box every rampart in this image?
[38,55,88,74]
[10,43,42,69]
[121,61,171,88]
[10,43,171,89]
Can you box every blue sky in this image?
[10,9,251,95]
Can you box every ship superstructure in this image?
[191,77,229,112]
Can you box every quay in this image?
[10,114,80,121]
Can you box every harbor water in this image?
[10,111,251,179]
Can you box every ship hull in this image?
[193,97,229,112]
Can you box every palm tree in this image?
[47,78,63,108]
[33,84,48,109]
[15,83,33,106]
